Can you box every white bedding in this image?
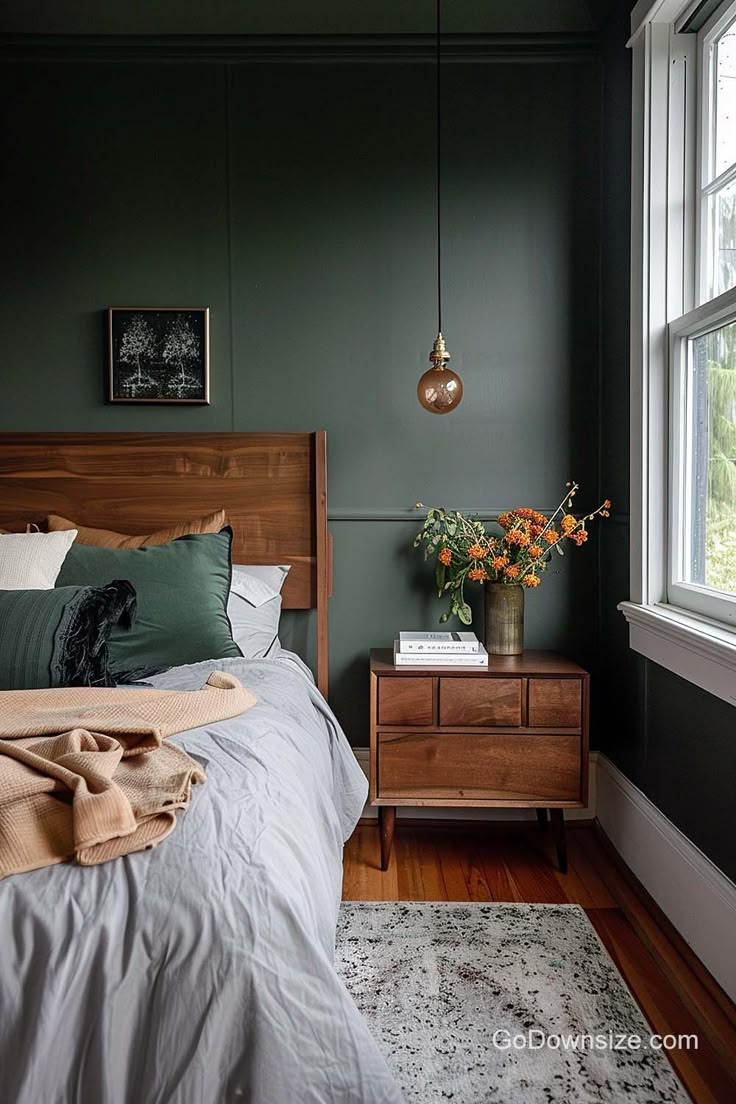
[0,653,402,1104]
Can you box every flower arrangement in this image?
[414,482,611,624]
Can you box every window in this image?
[669,1,736,626]
[621,0,736,707]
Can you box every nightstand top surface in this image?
[370,648,588,677]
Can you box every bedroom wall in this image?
[0,42,602,747]
[3,5,733,888]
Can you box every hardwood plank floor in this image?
[342,820,736,1104]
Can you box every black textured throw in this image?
[52,579,138,687]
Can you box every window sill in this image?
[618,601,736,707]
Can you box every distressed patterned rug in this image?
[336,902,689,1104]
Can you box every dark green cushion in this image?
[0,581,137,690]
[56,529,241,673]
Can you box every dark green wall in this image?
[596,3,736,883]
[0,49,602,747]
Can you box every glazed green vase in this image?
[484,582,524,656]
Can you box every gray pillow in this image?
[228,565,289,659]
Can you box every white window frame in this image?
[619,0,736,708]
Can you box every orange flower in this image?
[468,566,488,582]
[438,546,452,566]
[505,529,530,548]
[603,499,612,510]
[512,508,547,528]
[504,564,521,579]
[522,573,541,587]
[468,542,488,560]
[544,529,560,544]
[571,529,589,546]
[561,514,577,533]
[497,512,512,530]
[528,545,543,560]
[491,554,509,570]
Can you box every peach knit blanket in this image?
[0,671,255,878]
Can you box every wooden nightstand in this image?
[369,648,589,872]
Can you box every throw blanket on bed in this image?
[0,671,255,878]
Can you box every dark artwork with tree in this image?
[108,308,209,403]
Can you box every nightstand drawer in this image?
[378,732,580,801]
[378,677,433,726]
[439,678,521,727]
[528,678,582,728]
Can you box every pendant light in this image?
[417,0,463,414]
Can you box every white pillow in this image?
[228,564,290,659]
[0,530,77,589]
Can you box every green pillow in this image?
[56,529,241,673]
[0,581,137,690]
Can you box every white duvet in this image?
[0,654,403,1104]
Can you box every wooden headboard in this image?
[0,432,331,696]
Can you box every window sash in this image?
[668,284,736,624]
[697,0,736,302]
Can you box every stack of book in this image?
[393,631,488,667]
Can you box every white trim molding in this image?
[619,600,736,705]
[596,754,736,1002]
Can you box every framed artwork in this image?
[107,307,210,404]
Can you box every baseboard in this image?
[595,753,736,1004]
[352,747,598,821]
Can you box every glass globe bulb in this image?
[417,365,463,413]
[417,332,463,414]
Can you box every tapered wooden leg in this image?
[549,808,567,873]
[379,806,396,871]
[536,808,548,828]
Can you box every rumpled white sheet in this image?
[0,653,403,1104]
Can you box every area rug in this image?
[336,902,689,1103]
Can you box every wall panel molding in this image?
[328,507,629,522]
[0,32,601,64]
[328,507,559,522]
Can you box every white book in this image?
[398,630,479,654]
[393,641,488,667]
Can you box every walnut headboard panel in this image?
[0,432,331,696]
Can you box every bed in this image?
[0,433,402,1104]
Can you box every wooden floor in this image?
[342,819,736,1104]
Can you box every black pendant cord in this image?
[436,0,442,334]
